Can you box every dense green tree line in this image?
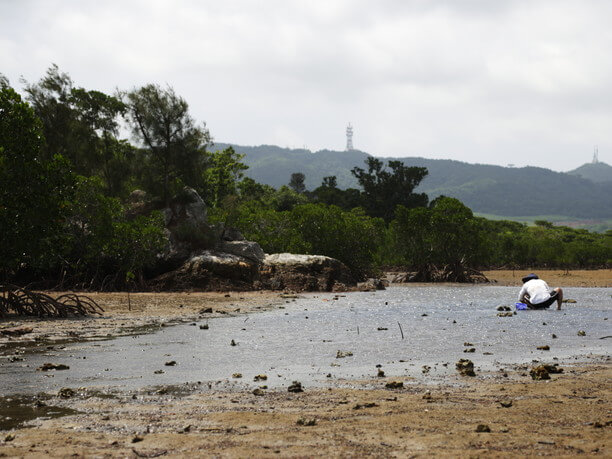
[1,67,610,289]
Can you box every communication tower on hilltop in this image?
[346,123,354,151]
[592,146,599,164]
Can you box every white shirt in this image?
[518,279,552,304]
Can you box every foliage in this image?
[125,83,210,203]
[351,157,429,221]
[390,197,485,281]
[202,147,248,208]
[0,83,73,277]
[289,172,306,193]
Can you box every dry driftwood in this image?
[0,284,103,318]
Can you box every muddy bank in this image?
[482,269,611,288]
[0,291,285,355]
[0,364,609,457]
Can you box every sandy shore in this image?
[0,270,610,456]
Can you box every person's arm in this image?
[518,284,527,302]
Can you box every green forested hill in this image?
[568,161,612,183]
[213,143,612,220]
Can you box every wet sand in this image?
[0,269,610,457]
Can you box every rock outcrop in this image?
[259,253,356,292]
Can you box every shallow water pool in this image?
[1,286,610,395]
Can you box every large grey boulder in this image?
[152,251,259,291]
[215,240,265,265]
[159,188,221,268]
[259,253,356,292]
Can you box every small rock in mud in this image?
[497,312,514,317]
[552,334,557,339]
[499,400,513,408]
[377,327,388,331]
[336,350,353,358]
[385,381,404,389]
[230,339,237,346]
[353,402,378,410]
[4,433,15,442]
[537,345,550,351]
[232,373,243,378]
[252,388,265,396]
[58,387,76,398]
[199,307,213,314]
[165,360,177,366]
[422,391,433,401]
[377,369,385,377]
[496,306,511,311]
[296,417,317,426]
[542,363,563,374]
[154,370,164,374]
[456,359,476,377]
[577,330,586,336]
[476,424,491,433]
[8,356,24,362]
[464,342,473,346]
[38,363,70,371]
[199,324,209,330]
[530,365,551,380]
[422,365,431,374]
[464,348,476,353]
[288,381,304,393]
[131,435,144,443]
[254,374,267,381]
[563,299,577,304]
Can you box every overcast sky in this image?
[2,0,610,171]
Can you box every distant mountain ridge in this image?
[213,143,612,220]
[568,161,612,183]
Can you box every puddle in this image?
[0,395,80,430]
[0,286,609,395]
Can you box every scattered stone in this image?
[254,374,267,381]
[154,370,164,374]
[422,391,433,401]
[563,299,577,303]
[180,425,191,433]
[422,365,431,374]
[0,326,33,336]
[463,342,473,346]
[421,313,428,317]
[288,381,304,393]
[58,387,76,398]
[231,339,237,346]
[336,350,353,358]
[385,381,404,389]
[252,388,265,396]
[476,424,491,433]
[8,356,24,362]
[577,330,586,336]
[496,306,511,311]
[499,401,513,408]
[353,402,378,410]
[377,369,385,377]
[497,312,514,317]
[377,327,388,331]
[296,417,317,426]
[530,365,551,380]
[131,435,144,443]
[552,334,557,339]
[232,373,243,378]
[4,433,15,442]
[199,307,213,314]
[464,348,476,353]
[199,324,209,330]
[537,345,550,351]
[38,363,70,371]
[456,359,475,377]
[165,360,177,366]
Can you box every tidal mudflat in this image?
[1,286,609,395]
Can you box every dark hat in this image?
[521,273,539,283]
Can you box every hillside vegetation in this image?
[216,143,612,221]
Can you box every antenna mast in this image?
[592,146,599,164]
[346,123,354,151]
